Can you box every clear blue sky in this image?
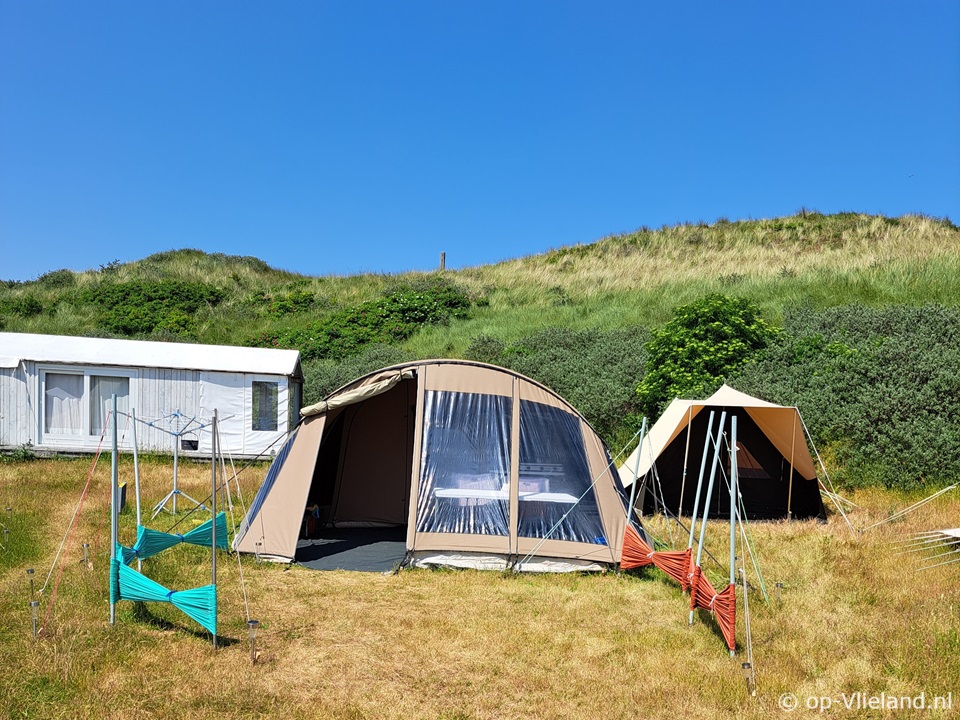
[2,1,958,282]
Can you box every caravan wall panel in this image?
[0,363,34,448]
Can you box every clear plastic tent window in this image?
[518,400,606,545]
[416,390,512,536]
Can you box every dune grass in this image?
[1,458,958,719]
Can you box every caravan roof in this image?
[0,332,302,378]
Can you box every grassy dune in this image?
[1,459,958,719]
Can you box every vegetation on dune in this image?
[634,294,778,420]
[246,277,478,361]
[731,304,960,489]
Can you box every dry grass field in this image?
[1,458,958,719]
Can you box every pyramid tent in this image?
[618,385,825,520]
[234,360,635,571]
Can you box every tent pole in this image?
[729,415,738,656]
[110,394,118,626]
[687,411,717,553]
[132,408,142,571]
[786,412,796,521]
[691,411,726,625]
[172,415,179,515]
[677,405,694,517]
[626,417,647,525]
[211,409,218,651]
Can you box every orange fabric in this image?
[652,548,692,587]
[691,571,737,652]
[689,565,702,611]
[621,527,692,589]
[620,524,655,569]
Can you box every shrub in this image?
[247,288,320,317]
[635,294,777,418]
[732,304,960,489]
[0,294,44,318]
[80,280,227,336]
[34,269,76,288]
[249,278,473,361]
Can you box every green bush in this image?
[0,294,44,318]
[732,304,960,489]
[34,269,77,288]
[636,294,778,418]
[80,280,227,336]
[249,278,473,361]
[247,288,320,317]
[466,326,648,452]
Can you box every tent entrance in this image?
[295,377,416,570]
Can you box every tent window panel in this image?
[44,373,84,435]
[416,390,511,536]
[252,381,279,431]
[90,375,129,436]
[518,400,606,545]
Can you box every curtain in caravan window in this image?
[91,376,130,436]
[416,390,511,536]
[45,373,83,435]
[518,400,606,545]
[252,381,279,431]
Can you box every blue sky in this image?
[2,1,958,282]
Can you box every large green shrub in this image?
[0,294,44,318]
[636,294,778,418]
[466,326,648,452]
[80,280,227,336]
[732,304,960,489]
[249,278,473,361]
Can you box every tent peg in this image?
[248,619,260,664]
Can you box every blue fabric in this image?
[114,560,218,635]
[118,513,228,565]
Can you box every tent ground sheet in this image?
[295,526,407,572]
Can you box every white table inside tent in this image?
[434,469,577,505]
[433,486,578,504]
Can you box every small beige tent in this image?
[234,360,634,571]
[618,385,825,519]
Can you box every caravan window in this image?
[416,390,512,536]
[252,381,279,431]
[41,368,132,440]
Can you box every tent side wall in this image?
[233,415,326,559]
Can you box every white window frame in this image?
[38,365,138,448]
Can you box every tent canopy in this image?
[618,385,824,520]
[235,360,635,571]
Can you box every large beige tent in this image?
[234,360,635,571]
[618,385,825,519]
